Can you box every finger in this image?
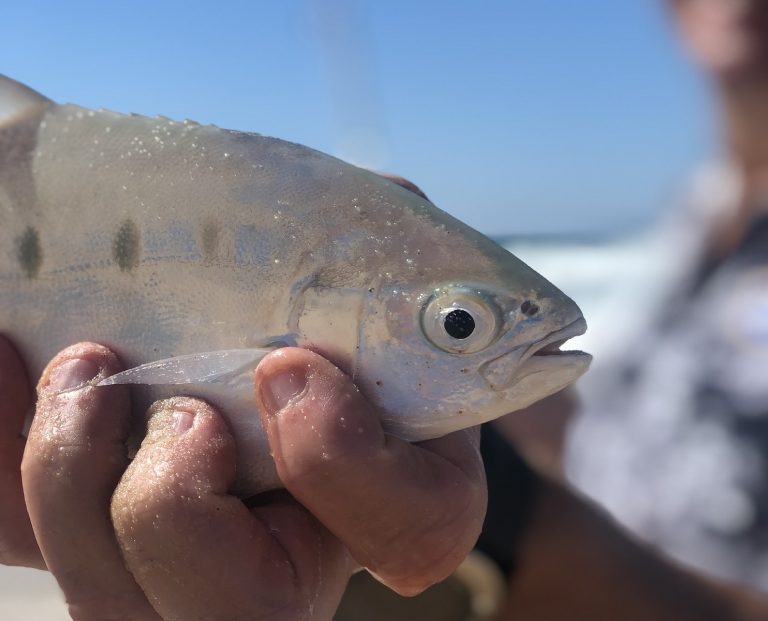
[112,397,351,621]
[255,348,488,596]
[0,335,42,568]
[21,343,160,621]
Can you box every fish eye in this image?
[444,309,475,339]
[422,287,500,354]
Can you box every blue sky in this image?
[3,1,715,235]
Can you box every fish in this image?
[0,75,592,495]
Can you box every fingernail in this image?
[145,401,197,444]
[48,358,100,391]
[260,368,307,416]
[172,409,194,434]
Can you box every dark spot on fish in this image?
[201,221,220,262]
[460,368,469,374]
[113,219,140,272]
[375,380,383,387]
[15,226,42,279]
[521,300,539,317]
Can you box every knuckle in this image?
[21,437,89,485]
[112,464,207,541]
[0,544,36,568]
[23,401,91,481]
[111,469,172,533]
[282,445,369,490]
[276,414,381,492]
[370,482,485,595]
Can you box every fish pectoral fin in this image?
[96,348,275,388]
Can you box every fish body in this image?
[0,76,591,494]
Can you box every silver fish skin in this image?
[0,75,591,495]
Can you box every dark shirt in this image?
[569,209,768,587]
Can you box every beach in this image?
[0,566,67,620]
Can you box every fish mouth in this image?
[524,317,588,362]
[481,317,591,391]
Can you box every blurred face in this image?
[667,0,768,80]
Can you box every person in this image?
[565,0,768,588]
[4,3,768,618]
[3,335,768,621]
[0,337,487,620]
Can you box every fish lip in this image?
[480,317,589,391]
[522,316,588,363]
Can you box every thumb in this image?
[255,348,487,596]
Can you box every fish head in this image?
[349,225,591,441]
[284,171,593,442]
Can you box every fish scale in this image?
[0,75,591,495]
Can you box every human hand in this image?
[0,336,43,569]
[3,338,486,620]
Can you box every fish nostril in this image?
[520,300,539,317]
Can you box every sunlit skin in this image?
[667,0,768,80]
[0,337,486,620]
[666,0,768,254]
